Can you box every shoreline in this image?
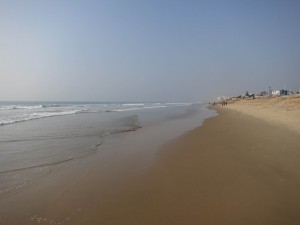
[69,106,300,225]
[1,104,300,224]
[0,105,215,225]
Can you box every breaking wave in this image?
[0,102,195,126]
[0,109,86,126]
[0,105,44,110]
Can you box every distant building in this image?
[271,90,280,96]
[268,87,273,96]
[280,89,289,96]
[260,91,268,96]
[216,96,228,101]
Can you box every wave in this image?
[166,103,193,106]
[142,106,167,109]
[121,103,145,106]
[106,105,167,112]
[41,104,62,108]
[0,109,86,126]
[106,107,143,112]
[0,102,196,126]
[0,104,76,110]
[0,105,44,110]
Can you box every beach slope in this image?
[227,94,300,134]
[74,107,300,225]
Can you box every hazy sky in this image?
[1,0,300,102]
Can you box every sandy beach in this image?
[1,98,300,225]
[65,98,300,224]
[70,103,300,225]
[226,94,300,134]
[2,1,300,224]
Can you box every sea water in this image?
[0,101,216,198]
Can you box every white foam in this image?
[142,106,167,109]
[121,103,145,106]
[31,110,82,117]
[0,109,85,125]
[166,102,193,106]
[0,102,192,126]
[0,105,44,110]
[109,107,143,112]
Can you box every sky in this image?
[0,0,300,102]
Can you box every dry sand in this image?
[226,94,300,134]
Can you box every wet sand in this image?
[71,106,300,225]
[1,105,300,224]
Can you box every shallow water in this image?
[0,102,216,199]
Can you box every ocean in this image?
[0,101,216,199]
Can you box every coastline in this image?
[70,106,300,225]
[1,102,300,224]
[1,2,300,225]
[0,104,214,225]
